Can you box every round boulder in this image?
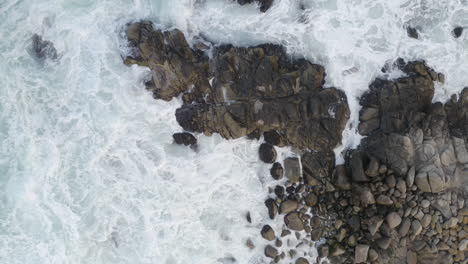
[270,162,283,180]
[259,143,277,163]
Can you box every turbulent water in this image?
[0,0,467,263]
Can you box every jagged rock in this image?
[284,212,304,231]
[270,162,283,180]
[261,225,275,241]
[259,143,277,163]
[265,198,278,219]
[330,244,346,256]
[369,217,384,236]
[353,186,375,207]
[386,212,402,229]
[407,26,419,39]
[354,244,369,263]
[173,132,197,146]
[264,245,278,258]
[365,158,380,177]
[31,34,58,60]
[284,158,301,183]
[301,151,335,182]
[279,199,298,214]
[333,165,351,190]
[349,151,370,182]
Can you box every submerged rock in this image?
[236,0,273,12]
[452,26,463,38]
[31,34,57,60]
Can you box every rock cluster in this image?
[252,61,467,263]
[124,21,467,263]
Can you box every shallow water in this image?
[0,0,467,263]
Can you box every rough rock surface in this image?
[125,21,350,155]
[124,22,468,264]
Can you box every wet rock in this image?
[407,166,415,187]
[407,251,417,264]
[368,249,379,262]
[259,143,277,163]
[261,225,275,241]
[264,245,278,258]
[173,132,197,146]
[354,244,369,263]
[412,220,423,236]
[368,217,384,236]
[295,257,309,264]
[386,212,402,229]
[301,151,335,183]
[399,218,412,237]
[265,198,278,219]
[31,34,58,60]
[270,162,283,180]
[284,158,301,183]
[365,158,380,177]
[376,237,392,249]
[376,195,394,206]
[330,244,346,256]
[349,151,370,182]
[310,228,322,241]
[263,130,286,146]
[304,193,318,207]
[452,26,463,38]
[332,165,351,190]
[246,238,255,249]
[284,212,304,231]
[407,26,419,39]
[279,199,298,214]
[318,245,329,258]
[354,186,375,207]
[348,215,361,233]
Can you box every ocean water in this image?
[0,0,466,264]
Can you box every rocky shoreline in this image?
[123,19,467,264]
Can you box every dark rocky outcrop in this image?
[31,34,57,60]
[125,21,350,155]
[124,21,467,264]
